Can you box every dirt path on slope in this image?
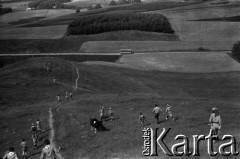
[49,108,64,159]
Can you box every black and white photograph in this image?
[0,0,240,158]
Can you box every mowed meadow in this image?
[145,1,240,50]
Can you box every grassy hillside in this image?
[1,57,240,158]
[144,1,240,51]
[0,57,78,159]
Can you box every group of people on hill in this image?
[3,60,73,159]
[91,103,176,134]
[56,91,73,103]
[90,104,115,134]
[139,103,175,126]
[90,102,221,142]
[99,104,115,122]
[3,119,57,159]
[30,120,42,150]
[139,103,221,142]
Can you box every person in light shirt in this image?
[3,147,19,159]
[209,107,221,141]
[99,105,105,121]
[165,104,175,121]
[20,139,27,159]
[152,104,162,123]
[56,95,61,103]
[40,139,56,159]
[109,107,115,121]
[139,112,146,126]
[65,91,69,101]
[36,119,42,133]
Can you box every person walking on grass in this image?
[36,119,42,133]
[32,133,38,149]
[56,94,61,103]
[53,78,56,84]
[109,107,115,121]
[20,139,27,159]
[3,147,19,159]
[99,104,105,121]
[69,92,72,100]
[152,104,162,124]
[40,139,56,159]
[165,104,175,121]
[209,107,221,141]
[65,91,69,101]
[30,123,37,134]
[30,123,38,149]
[139,112,146,126]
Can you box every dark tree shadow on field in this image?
[41,129,51,134]
[101,114,120,122]
[39,134,49,141]
[157,120,165,124]
[37,143,45,149]
[28,150,41,158]
[98,124,110,132]
[174,117,179,121]
[144,123,151,126]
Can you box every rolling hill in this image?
[0,56,240,158]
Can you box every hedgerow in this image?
[67,13,174,35]
[232,41,240,61]
[0,7,12,15]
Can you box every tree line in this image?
[67,13,174,35]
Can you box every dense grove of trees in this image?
[28,0,71,9]
[0,5,12,15]
[67,13,174,35]
[232,41,240,60]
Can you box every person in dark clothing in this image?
[90,117,107,133]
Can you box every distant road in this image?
[0,53,122,66]
[0,53,121,56]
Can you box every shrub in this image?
[67,13,174,35]
[76,8,80,13]
[197,47,210,51]
[232,41,240,60]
